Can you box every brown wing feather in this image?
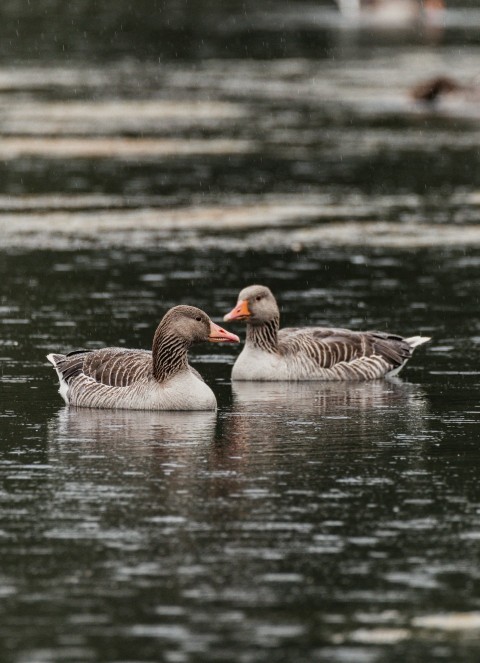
[53,349,90,382]
[55,348,153,387]
[82,348,152,386]
[369,332,412,366]
[278,327,412,370]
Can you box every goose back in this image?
[279,327,413,380]
[55,348,152,386]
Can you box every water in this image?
[2,1,480,661]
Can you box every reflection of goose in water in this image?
[232,378,426,412]
[51,406,217,448]
[45,408,219,550]
[228,379,429,449]
[47,407,217,506]
[336,0,444,26]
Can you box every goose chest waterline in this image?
[224,285,430,382]
[47,305,239,410]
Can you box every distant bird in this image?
[336,0,444,26]
[224,285,430,381]
[410,76,463,104]
[47,305,239,410]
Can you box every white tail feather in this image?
[47,353,58,366]
[406,336,431,349]
[46,353,69,404]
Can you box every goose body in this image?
[47,306,239,410]
[224,286,430,382]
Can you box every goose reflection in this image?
[46,408,218,521]
[51,406,217,446]
[44,408,222,559]
[48,406,217,478]
[226,379,429,449]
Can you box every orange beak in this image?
[223,299,251,322]
[208,321,240,343]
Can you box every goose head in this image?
[223,285,279,326]
[161,306,240,345]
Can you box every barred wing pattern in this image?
[48,348,154,408]
[277,327,414,380]
[48,347,209,409]
[53,348,153,387]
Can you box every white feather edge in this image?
[386,336,430,377]
[47,353,70,405]
[405,336,431,348]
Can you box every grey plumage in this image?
[47,305,239,410]
[224,285,430,381]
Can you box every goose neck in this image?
[246,317,279,353]
[152,329,189,382]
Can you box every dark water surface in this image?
[2,246,480,663]
[2,1,480,662]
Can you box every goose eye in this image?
[255,295,262,302]
[195,316,202,322]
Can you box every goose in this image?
[223,285,430,381]
[47,305,239,410]
[336,0,444,25]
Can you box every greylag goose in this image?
[47,305,239,410]
[223,285,430,381]
[336,0,444,25]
